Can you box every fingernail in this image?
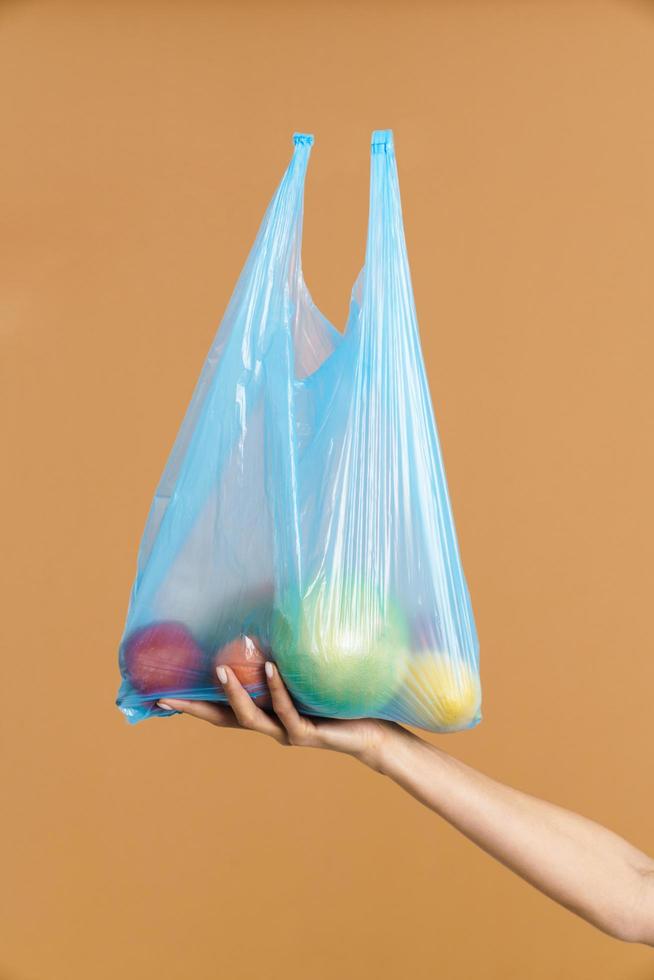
[265,661,274,679]
[158,701,173,710]
[217,666,228,684]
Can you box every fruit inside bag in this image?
[116,130,481,732]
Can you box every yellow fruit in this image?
[403,652,481,730]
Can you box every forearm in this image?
[370,726,654,944]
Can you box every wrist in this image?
[356,721,420,774]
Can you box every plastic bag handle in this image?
[130,133,314,592]
[364,129,413,301]
[257,132,313,284]
[370,128,394,154]
[293,132,314,147]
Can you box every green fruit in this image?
[272,585,408,717]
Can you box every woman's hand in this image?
[158,662,400,769]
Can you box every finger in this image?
[158,699,239,728]
[264,662,317,746]
[218,665,287,743]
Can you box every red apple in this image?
[122,621,207,696]
[213,635,271,705]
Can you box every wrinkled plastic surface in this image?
[116,130,481,732]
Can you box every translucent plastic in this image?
[116,130,481,732]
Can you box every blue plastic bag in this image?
[116,130,481,732]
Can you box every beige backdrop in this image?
[2,2,654,978]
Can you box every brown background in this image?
[2,1,654,978]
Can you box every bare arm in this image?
[373,724,654,944]
[160,663,654,945]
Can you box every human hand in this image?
[158,661,401,769]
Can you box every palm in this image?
[159,663,398,764]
